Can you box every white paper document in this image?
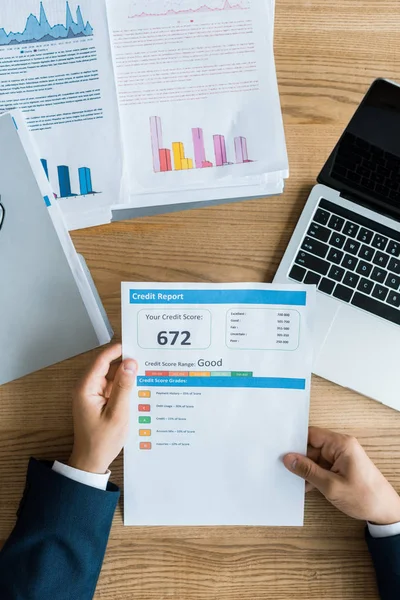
[122,282,314,526]
[0,0,286,228]
[108,0,288,211]
[0,0,123,230]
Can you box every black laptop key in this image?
[370,267,388,284]
[387,240,400,257]
[358,245,375,261]
[318,200,400,243]
[372,284,389,302]
[387,291,400,308]
[347,172,362,185]
[357,228,374,244]
[318,278,335,295]
[330,232,346,249]
[332,165,348,179]
[295,251,330,275]
[386,273,400,290]
[344,239,361,255]
[304,271,321,285]
[388,257,400,275]
[351,293,400,326]
[375,184,391,198]
[341,254,358,271]
[328,265,345,282]
[301,236,329,258]
[328,215,345,231]
[333,284,353,303]
[307,222,331,242]
[327,248,344,265]
[357,278,374,295]
[356,260,373,277]
[343,272,360,289]
[372,251,389,268]
[371,234,388,251]
[289,265,306,282]
[314,208,330,226]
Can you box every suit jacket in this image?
[0,458,119,600]
[367,530,400,600]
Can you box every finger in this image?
[106,360,122,382]
[307,445,321,463]
[106,359,138,417]
[305,482,316,493]
[79,344,122,394]
[308,427,349,464]
[283,453,337,496]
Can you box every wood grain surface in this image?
[1,1,400,598]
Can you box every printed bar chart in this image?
[40,158,49,179]
[40,157,98,198]
[78,167,93,195]
[150,115,253,173]
[58,165,75,198]
[213,134,227,167]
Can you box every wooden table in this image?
[1,1,400,598]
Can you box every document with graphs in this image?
[0,0,285,228]
[122,282,314,526]
[107,0,287,217]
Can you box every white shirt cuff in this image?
[368,521,400,538]
[52,461,111,491]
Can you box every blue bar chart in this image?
[41,158,98,198]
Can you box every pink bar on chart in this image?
[202,160,213,167]
[150,116,163,173]
[213,135,227,166]
[159,148,172,171]
[192,128,206,168]
[234,136,248,163]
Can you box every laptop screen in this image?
[319,79,400,218]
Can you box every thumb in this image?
[283,453,335,496]
[107,359,137,416]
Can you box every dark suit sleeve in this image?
[0,458,119,600]
[366,528,400,599]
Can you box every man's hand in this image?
[68,343,137,474]
[283,427,400,525]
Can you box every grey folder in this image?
[0,113,112,386]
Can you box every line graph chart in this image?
[129,0,250,18]
[0,1,93,46]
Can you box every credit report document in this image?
[122,283,315,526]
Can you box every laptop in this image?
[274,78,400,411]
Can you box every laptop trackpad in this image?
[314,304,400,411]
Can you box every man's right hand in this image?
[283,427,400,525]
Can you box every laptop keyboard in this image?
[331,132,400,206]
[289,198,400,326]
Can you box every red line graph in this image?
[129,0,250,18]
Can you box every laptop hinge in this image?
[339,188,400,224]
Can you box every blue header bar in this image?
[130,289,306,306]
[137,376,306,390]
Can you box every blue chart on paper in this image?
[41,158,99,199]
[0,1,93,46]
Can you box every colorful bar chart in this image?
[149,116,253,173]
[41,158,98,198]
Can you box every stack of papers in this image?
[0,0,286,230]
[0,112,113,385]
